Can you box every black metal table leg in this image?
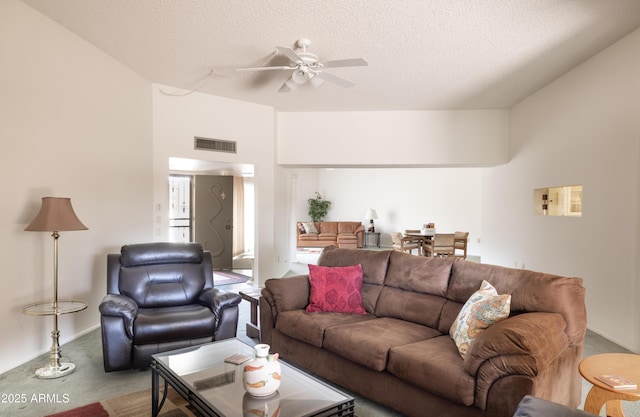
[151,362,169,417]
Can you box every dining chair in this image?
[454,231,469,259]
[421,236,434,257]
[390,232,421,255]
[432,233,455,257]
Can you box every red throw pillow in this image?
[306,264,366,314]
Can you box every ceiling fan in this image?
[234,38,368,92]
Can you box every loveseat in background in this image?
[260,246,587,417]
[296,221,365,248]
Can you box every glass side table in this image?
[23,300,87,378]
[364,232,380,248]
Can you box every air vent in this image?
[194,137,237,153]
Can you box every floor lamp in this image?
[24,197,88,378]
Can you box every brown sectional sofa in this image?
[296,221,365,248]
[260,246,587,417]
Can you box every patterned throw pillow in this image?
[449,280,511,358]
[302,222,318,234]
[306,264,366,314]
[297,222,307,234]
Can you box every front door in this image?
[193,175,233,269]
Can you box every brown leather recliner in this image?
[99,242,241,371]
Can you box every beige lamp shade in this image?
[364,208,378,220]
[25,197,88,232]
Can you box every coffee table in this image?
[151,338,355,417]
[579,353,640,416]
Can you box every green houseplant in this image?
[308,192,331,222]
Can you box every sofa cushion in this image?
[133,304,215,344]
[302,222,318,234]
[318,233,338,241]
[119,263,207,307]
[449,280,511,358]
[323,317,440,371]
[318,247,392,314]
[337,221,362,234]
[318,246,391,286]
[318,222,338,234]
[375,287,447,328]
[276,310,375,347]
[388,335,475,406]
[306,264,366,314]
[120,242,203,266]
[385,252,453,297]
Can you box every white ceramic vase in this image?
[242,344,281,397]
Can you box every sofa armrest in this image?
[354,224,365,247]
[99,294,139,338]
[263,275,310,316]
[464,312,569,409]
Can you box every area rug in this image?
[213,270,251,286]
[44,387,200,417]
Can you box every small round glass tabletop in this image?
[23,300,87,316]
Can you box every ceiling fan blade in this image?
[316,71,355,89]
[276,46,304,64]
[278,77,293,93]
[321,58,368,68]
[235,65,296,73]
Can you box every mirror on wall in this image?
[534,185,582,217]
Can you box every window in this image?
[169,175,192,242]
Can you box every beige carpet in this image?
[45,387,201,417]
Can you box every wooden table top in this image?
[580,353,640,397]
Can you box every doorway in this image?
[168,157,255,272]
[193,175,234,269]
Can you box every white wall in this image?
[278,110,509,167]
[278,109,506,260]
[0,0,153,374]
[152,86,289,283]
[482,28,640,351]
[290,168,483,253]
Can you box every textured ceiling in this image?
[20,0,640,112]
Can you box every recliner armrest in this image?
[198,288,242,317]
[99,294,139,338]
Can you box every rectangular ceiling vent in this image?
[194,136,237,153]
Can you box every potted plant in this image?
[308,192,331,222]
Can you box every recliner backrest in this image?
[115,242,210,308]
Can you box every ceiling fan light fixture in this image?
[309,73,324,88]
[292,68,309,85]
[233,38,366,92]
